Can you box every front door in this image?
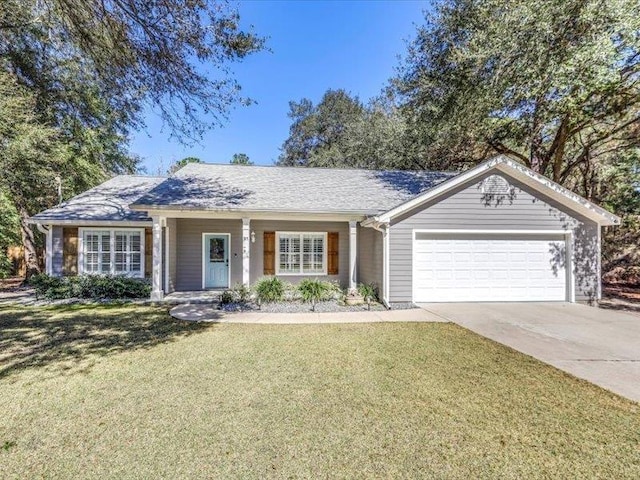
[203,234,229,288]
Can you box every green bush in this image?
[357,283,378,310]
[297,279,336,311]
[219,290,235,305]
[29,274,151,300]
[254,277,286,304]
[232,282,252,303]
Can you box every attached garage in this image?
[412,231,570,302]
[362,157,620,305]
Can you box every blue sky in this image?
[130,1,431,174]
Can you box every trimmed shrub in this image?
[254,277,286,304]
[219,290,235,304]
[232,282,252,303]
[29,274,151,300]
[297,279,336,311]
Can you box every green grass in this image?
[0,305,638,479]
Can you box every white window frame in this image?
[78,227,145,278]
[275,232,328,276]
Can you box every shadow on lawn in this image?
[0,304,208,379]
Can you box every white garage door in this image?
[413,233,568,302]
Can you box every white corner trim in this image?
[374,155,620,226]
[36,224,53,275]
[164,223,170,293]
[369,222,390,307]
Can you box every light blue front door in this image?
[203,234,229,288]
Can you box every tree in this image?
[168,157,204,174]
[230,153,253,165]
[1,0,264,277]
[278,89,413,169]
[1,0,265,142]
[0,70,110,277]
[396,0,640,197]
[0,190,20,278]
[278,89,365,167]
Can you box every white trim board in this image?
[30,219,152,227]
[367,155,620,227]
[201,233,232,289]
[128,207,366,223]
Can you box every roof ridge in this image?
[185,162,455,175]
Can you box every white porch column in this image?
[349,220,357,293]
[150,216,164,301]
[242,218,251,286]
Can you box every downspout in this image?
[370,221,390,309]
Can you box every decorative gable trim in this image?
[366,156,620,227]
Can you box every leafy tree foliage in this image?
[0,0,264,277]
[0,70,100,277]
[0,190,20,278]
[1,0,265,142]
[168,157,204,174]
[278,89,413,169]
[396,0,640,197]
[230,153,253,165]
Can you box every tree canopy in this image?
[396,0,640,197]
[168,157,204,174]
[230,153,253,165]
[0,0,265,277]
[277,89,413,169]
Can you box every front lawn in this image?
[0,305,638,478]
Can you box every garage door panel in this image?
[413,234,567,302]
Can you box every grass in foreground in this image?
[0,305,638,479]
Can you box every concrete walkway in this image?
[419,302,640,403]
[170,304,445,324]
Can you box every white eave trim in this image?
[371,155,620,227]
[28,219,152,227]
[127,207,368,222]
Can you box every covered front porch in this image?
[149,216,370,301]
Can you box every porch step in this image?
[163,290,223,304]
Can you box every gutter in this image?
[128,204,379,216]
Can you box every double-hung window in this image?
[80,228,144,277]
[276,232,326,275]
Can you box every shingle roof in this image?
[131,163,456,214]
[30,175,166,223]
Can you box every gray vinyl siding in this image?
[388,171,599,303]
[166,218,177,293]
[51,226,63,276]
[250,220,349,287]
[357,225,382,290]
[175,218,243,291]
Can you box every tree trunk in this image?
[17,205,40,280]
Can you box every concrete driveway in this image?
[418,302,640,403]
